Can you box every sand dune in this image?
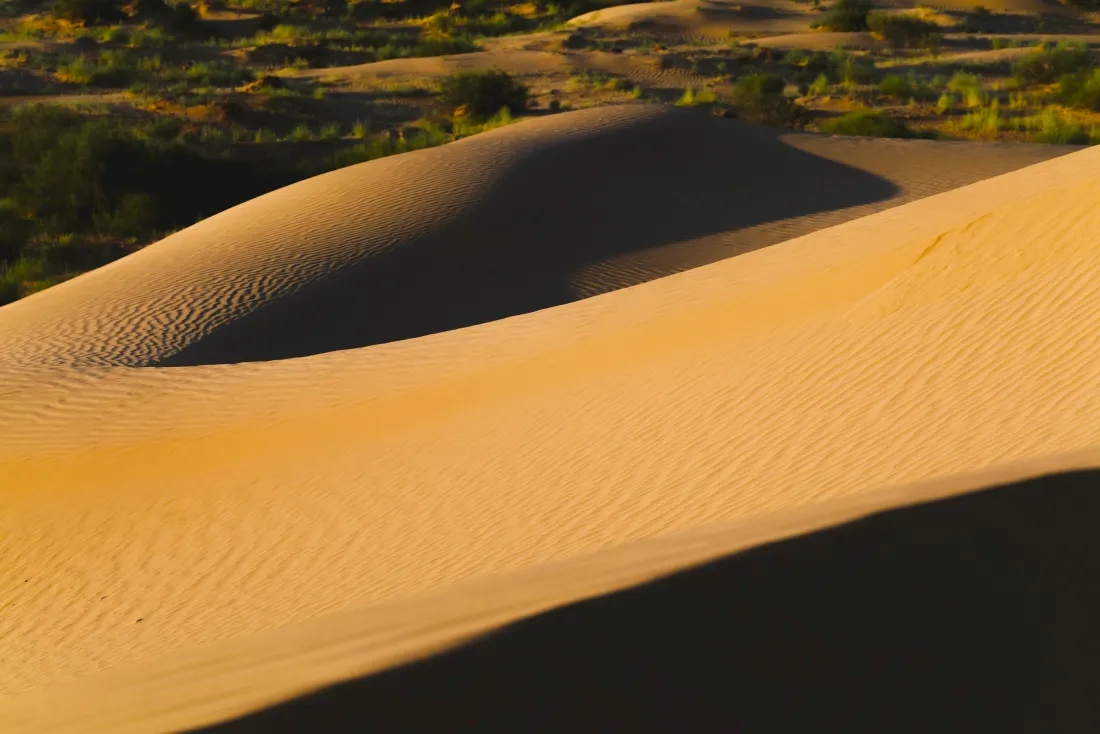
[1,110,1099,733]
[0,106,1071,367]
[569,0,814,38]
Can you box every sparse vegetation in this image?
[816,0,871,32]
[1061,70,1100,111]
[867,13,941,52]
[1012,43,1094,85]
[439,69,528,120]
[733,73,804,125]
[819,109,914,138]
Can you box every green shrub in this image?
[879,74,912,98]
[439,69,528,119]
[867,13,941,51]
[1022,109,1093,144]
[820,109,913,138]
[834,51,874,86]
[0,255,51,306]
[1013,43,1094,84]
[960,102,1002,135]
[734,74,803,126]
[817,0,871,31]
[1060,69,1100,111]
[676,86,718,106]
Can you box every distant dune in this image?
[1,105,1098,732]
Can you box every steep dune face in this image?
[2,135,1099,711]
[0,106,1070,367]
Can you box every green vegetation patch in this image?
[819,109,914,138]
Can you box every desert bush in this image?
[1059,69,1100,111]
[439,69,528,119]
[879,73,912,98]
[817,0,871,32]
[0,255,52,306]
[733,73,803,125]
[676,86,718,105]
[1013,43,1094,84]
[959,101,1002,135]
[834,51,873,86]
[820,109,913,137]
[867,13,941,51]
[808,73,830,95]
[1018,109,1093,144]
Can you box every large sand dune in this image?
[0,106,1070,367]
[1,106,1098,730]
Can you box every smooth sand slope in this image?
[1,113,1099,731]
[0,106,1071,367]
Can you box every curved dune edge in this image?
[1,448,1097,734]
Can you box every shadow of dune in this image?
[193,467,1100,733]
[161,114,898,366]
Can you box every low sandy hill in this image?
[0,106,1071,368]
[569,0,814,38]
[751,31,880,50]
[1,132,1099,732]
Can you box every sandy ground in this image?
[1,101,1099,731]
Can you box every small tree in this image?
[440,70,528,120]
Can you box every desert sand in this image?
[2,105,1098,731]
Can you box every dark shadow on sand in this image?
[160,115,899,366]
[192,467,1100,733]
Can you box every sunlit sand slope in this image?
[6,454,1094,733]
[1,141,1098,711]
[0,106,1070,367]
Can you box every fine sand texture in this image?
[4,453,1099,733]
[1,107,1099,732]
[0,106,1073,367]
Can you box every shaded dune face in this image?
[193,467,1099,734]
[0,106,899,369]
[161,111,898,366]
